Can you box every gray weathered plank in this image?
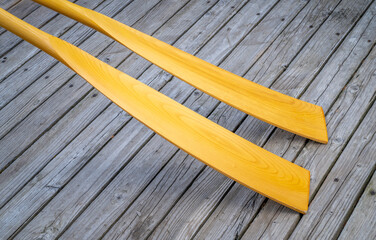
[0,0,189,208]
[0,0,40,36]
[338,171,376,240]
[9,0,283,238]
[195,1,376,239]
[102,0,312,238]
[0,92,129,239]
[8,0,235,238]
[0,0,106,78]
[289,101,376,240]
[241,16,376,240]
[58,1,277,237]
[0,0,49,56]
[0,0,223,212]
[1,0,374,239]
[0,0,125,112]
[0,0,154,170]
[0,0,159,209]
[0,0,21,10]
[148,0,372,238]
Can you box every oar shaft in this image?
[32,0,328,144]
[0,8,59,60]
[33,0,98,31]
[0,8,310,214]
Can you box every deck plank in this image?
[0,0,149,170]
[0,0,127,123]
[197,1,376,239]
[0,0,40,36]
[0,0,105,77]
[148,0,373,238]
[102,0,310,238]
[0,0,159,206]
[7,0,235,238]
[289,100,376,240]
[0,0,375,238]
[59,1,281,238]
[0,94,129,238]
[0,0,21,10]
[241,19,376,239]
[338,171,376,240]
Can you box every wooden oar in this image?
[32,0,328,144]
[0,8,310,213]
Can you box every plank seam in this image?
[99,0,290,235]
[7,108,128,238]
[6,0,230,237]
[0,0,169,201]
[235,1,376,237]
[239,0,313,79]
[285,89,376,239]
[0,0,135,158]
[336,168,376,238]
[307,153,376,240]
[0,0,82,58]
[0,2,40,36]
[0,0,106,103]
[259,0,344,90]
[296,0,376,100]
[4,0,22,10]
[53,1,230,237]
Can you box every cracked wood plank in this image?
[0,0,130,123]
[147,0,372,238]
[338,171,376,240]
[197,1,376,239]
[0,0,158,170]
[289,99,376,240]
[241,10,376,238]
[59,2,279,237]
[7,0,238,238]
[0,0,40,36]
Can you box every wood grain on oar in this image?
[33,0,328,144]
[0,8,310,213]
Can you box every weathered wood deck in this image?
[0,0,375,239]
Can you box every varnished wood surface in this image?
[0,0,375,239]
[0,3,310,215]
[33,0,328,144]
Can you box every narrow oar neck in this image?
[0,8,59,61]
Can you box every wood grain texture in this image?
[195,0,376,238]
[103,0,311,239]
[0,0,215,207]
[33,0,328,143]
[3,0,253,239]
[0,0,375,238]
[57,1,254,239]
[0,0,182,208]
[338,171,376,240]
[148,0,374,238]
[0,0,137,171]
[0,94,129,239]
[289,99,376,240]
[1,0,292,238]
[18,1,287,239]
[241,3,376,237]
[0,0,212,237]
[0,0,21,10]
[0,0,40,37]
[0,0,121,108]
[0,3,310,215]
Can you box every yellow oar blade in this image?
[33,0,328,144]
[0,8,310,213]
